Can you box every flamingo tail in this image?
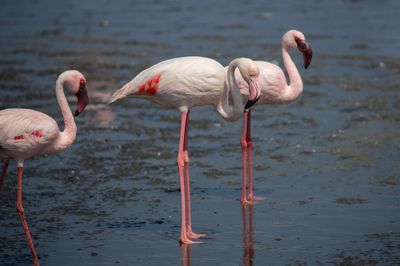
[108,83,132,104]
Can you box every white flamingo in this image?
[0,70,89,266]
[109,56,261,244]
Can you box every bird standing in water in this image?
[109,56,261,244]
[0,70,89,266]
[232,30,313,204]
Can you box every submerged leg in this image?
[183,111,206,239]
[177,111,199,244]
[0,160,10,191]
[16,166,40,266]
[246,110,263,202]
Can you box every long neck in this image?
[282,45,303,100]
[216,62,244,121]
[50,79,77,153]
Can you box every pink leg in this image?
[246,110,263,202]
[183,112,205,239]
[177,112,199,244]
[0,160,10,191]
[16,166,40,266]
[241,111,251,204]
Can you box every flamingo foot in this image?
[180,234,202,245]
[187,230,206,239]
[248,194,265,202]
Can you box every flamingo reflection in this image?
[180,243,192,266]
[179,205,255,266]
[242,204,255,266]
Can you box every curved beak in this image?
[245,76,261,110]
[296,39,313,69]
[75,81,89,116]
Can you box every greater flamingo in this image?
[109,56,261,244]
[0,70,89,266]
[233,30,313,204]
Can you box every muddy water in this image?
[0,0,399,265]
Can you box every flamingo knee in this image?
[241,139,248,149]
[183,151,190,164]
[177,153,185,168]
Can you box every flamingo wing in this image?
[0,108,59,158]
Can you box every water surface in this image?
[0,0,399,265]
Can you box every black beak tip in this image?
[75,110,81,117]
[245,97,260,110]
[305,62,310,69]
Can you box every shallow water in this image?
[0,0,399,265]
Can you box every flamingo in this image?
[0,70,89,266]
[109,56,261,244]
[232,29,313,204]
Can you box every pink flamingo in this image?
[233,30,313,204]
[0,70,89,266]
[109,56,261,244]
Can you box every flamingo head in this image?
[283,30,313,69]
[235,58,261,110]
[74,77,89,116]
[61,70,89,116]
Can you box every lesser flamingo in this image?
[0,70,89,266]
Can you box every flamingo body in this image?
[111,57,227,110]
[0,109,59,161]
[236,61,301,104]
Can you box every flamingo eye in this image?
[79,78,86,90]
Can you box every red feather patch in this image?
[14,135,24,140]
[136,74,161,96]
[30,131,43,138]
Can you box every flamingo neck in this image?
[51,78,77,153]
[282,45,303,101]
[217,60,244,121]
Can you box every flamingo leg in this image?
[183,112,206,240]
[16,166,40,266]
[0,160,10,191]
[246,110,264,202]
[241,111,251,205]
[177,111,200,244]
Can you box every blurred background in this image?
[0,0,399,265]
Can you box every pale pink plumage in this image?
[109,56,261,244]
[0,109,59,160]
[0,70,89,266]
[232,30,313,204]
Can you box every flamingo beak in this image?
[245,76,261,110]
[75,80,89,116]
[295,39,313,69]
